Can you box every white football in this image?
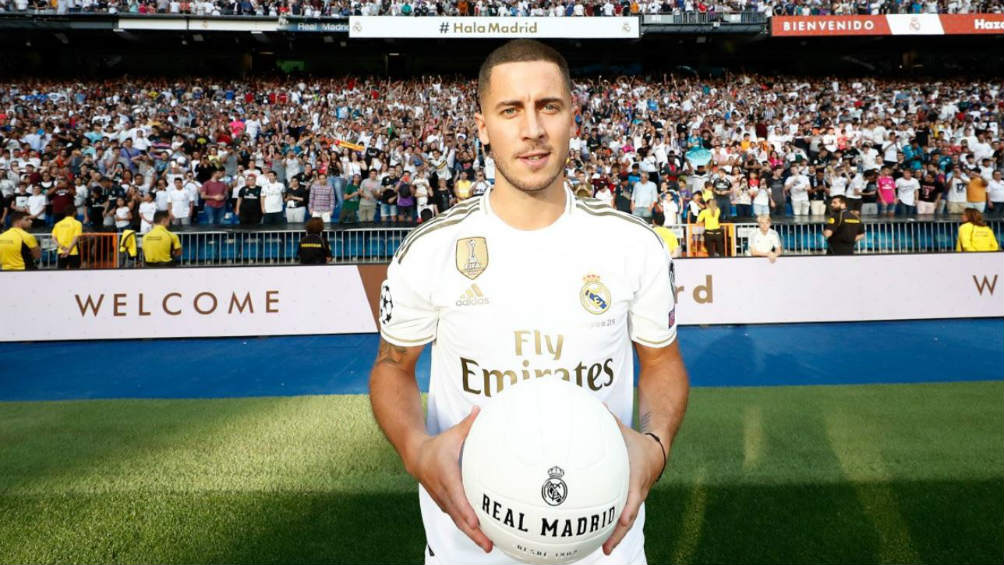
[461,378,630,564]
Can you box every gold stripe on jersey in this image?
[574,200,664,247]
[396,200,482,263]
[381,329,435,345]
[395,198,480,258]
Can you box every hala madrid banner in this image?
[348,16,639,38]
[771,13,1004,36]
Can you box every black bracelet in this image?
[644,432,668,482]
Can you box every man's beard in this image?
[492,149,565,194]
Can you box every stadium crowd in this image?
[1,74,1002,238]
[1,0,1002,16]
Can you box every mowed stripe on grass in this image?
[1,382,1001,564]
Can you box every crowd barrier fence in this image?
[29,218,1003,268]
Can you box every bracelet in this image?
[644,432,668,482]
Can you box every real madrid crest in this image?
[541,466,567,506]
[456,237,489,280]
[580,274,611,315]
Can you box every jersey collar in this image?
[481,182,575,221]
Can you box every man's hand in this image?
[602,418,665,556]
[406,407,493,554]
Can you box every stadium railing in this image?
[28,218,1003,268]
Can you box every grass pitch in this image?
[1,381,1001,564]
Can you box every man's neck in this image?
[489,177,566,231]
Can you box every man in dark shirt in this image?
[85,186,108,230]
[768,168,787,217]
[823,195,865,255]
[48,179,75,222]
[297,217,332,264]
[236,174,263,226]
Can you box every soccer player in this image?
[369,40,690,565]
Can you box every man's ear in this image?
[475,112,490,147]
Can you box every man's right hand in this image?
[405,407,493,554]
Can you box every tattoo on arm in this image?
[375,339,407,368]
[639,411,652,433]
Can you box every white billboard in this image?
[2,266,377,342]
[1,254,1000,342]
[348,16,640,38]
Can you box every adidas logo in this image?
[456,283,490,307]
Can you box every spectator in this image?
[916,171,944,216]
[339,174,362,224]
[113,196,132,230]
[236,173,263,226]
[397,172,416,224]
[358,169,381,223]
[27,184,47,228]
[631,171,658,220]
[297,217,333,264]
[767,167,786,218]
[895,167,920,216]
[308,174,335,223]
[141,210,181,267]
[138,191,157,234]
[200,169,229,225]
[785,164,810,217]
[261,170,286,225]
[748,214,782,263]
[284,177,308,224]
[966,168,989,213]
[988,170,1004,219]
[0,211,39,271]
[956,208,1000,252]
[877,167,897,217]
[168,177,194,226]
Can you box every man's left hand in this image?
[602,420,665,555]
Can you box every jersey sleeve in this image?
[23,232,38,249]
[629,234,677,348]
[379,250,437,348]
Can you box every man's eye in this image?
[501,108,517,117]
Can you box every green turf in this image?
[1,382,1001,564]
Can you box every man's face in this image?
[475,60,575,194]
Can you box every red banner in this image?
[772,15,889,36]
[939,13,1004,34]
[771,14,1004,37]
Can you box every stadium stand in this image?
[0,0,1001,16]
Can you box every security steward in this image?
[297,217,332,264]
[697,197,725,257]
[0,211,41,271]
[51,212,83,269]
[956,208,1000,252]
[823,195,865,255]
[141,211,182,267]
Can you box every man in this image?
[748,214,782,263]
[168,177,194,226]
[236,173,263,226]
[200,169,229,225]
[767,167,786,217]
[631,172,658,220]
[370,40,688,565]
[261,170,286,225]
[359,169,381,223]
[823,195,865,255]
[894,168,920,216]
[51,211,83,269]
[785,165,810,217]
[0,211,40,270]
[141,210,181,266]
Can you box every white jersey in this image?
[379,187,676,565]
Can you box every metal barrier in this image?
[25,218,1003,269]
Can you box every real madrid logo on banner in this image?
[580,274,610,315]
[456,237,489,280]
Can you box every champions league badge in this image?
[541,466,567,506]
[580,274,611,315]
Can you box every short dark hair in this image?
[8,210,28,224]
[305,217,325,234]
[153,210,170,224]
[477,39,571,109]
[830,195,847,206]
[652,211,666,226]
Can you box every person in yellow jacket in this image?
[0,212,40,271]
[956,208,1000,252]
[650,211,682,258]
[697,198,725,257]
[51,213,83,269]
[141,211,182,267]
